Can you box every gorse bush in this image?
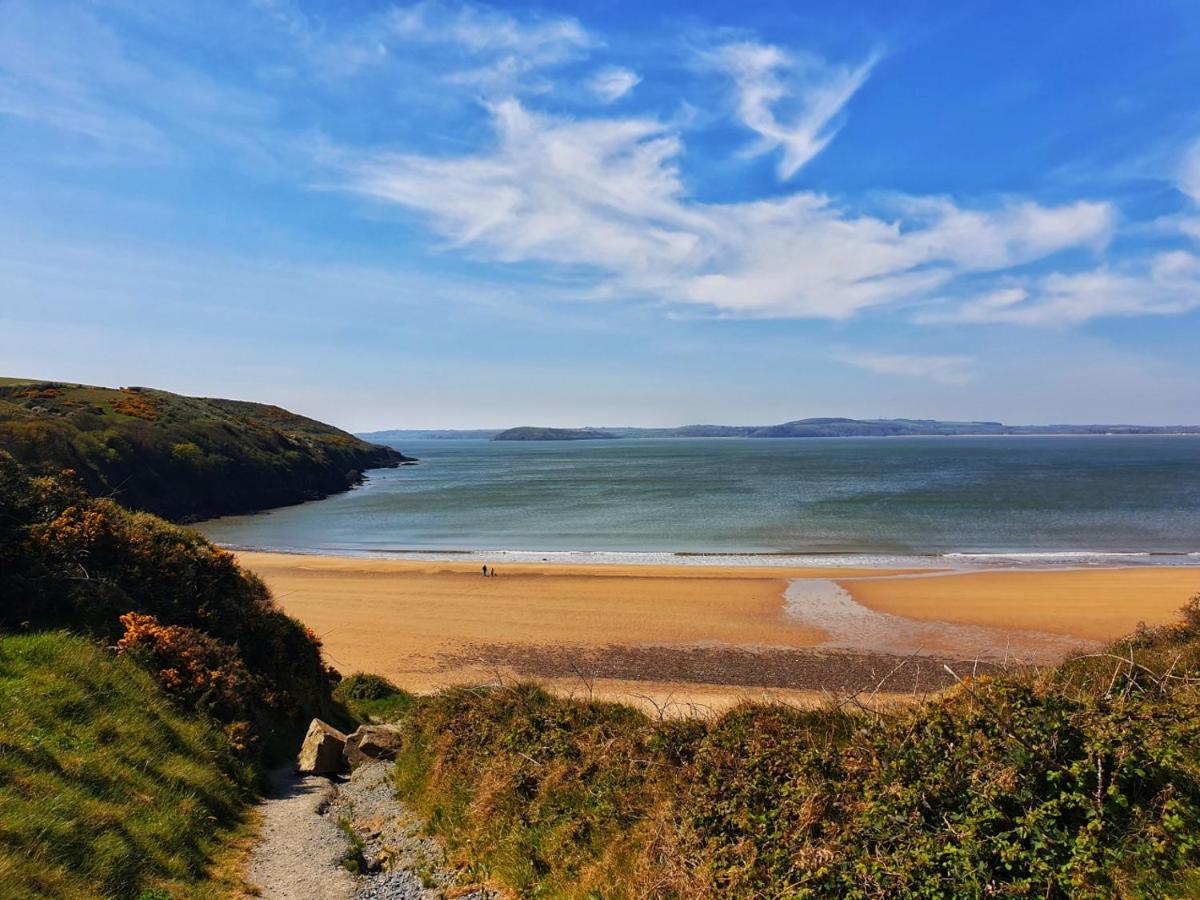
[682,676,1200,898]
[0,450,338,759]
[116,612,259,753]
[388,608,1200,899]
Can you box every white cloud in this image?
[841,353,974,385]
[381,1,589,90]
[1179,138,1200,205]
[589,67,640,103]
[386,2,587,56]
[921,251,1200,325]
[345,98,1114,320]
[703,41,878,179]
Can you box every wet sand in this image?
[236,552,1199,710]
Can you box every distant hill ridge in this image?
[0,377,412,521]
[361,416,1200,442]
[493,426,619,441]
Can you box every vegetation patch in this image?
[388,604,1200,898]
[0,632,253,899]
[0,450,343,761]
[335,672,416,723]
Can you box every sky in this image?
[2,0,1199,430]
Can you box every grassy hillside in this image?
[0,449,341,760]
[0,631,253,899]
[0,448,352,896]
[0,378,411,521]
[383,606,1200,898]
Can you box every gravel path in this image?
[330,762,494,900]
[246,763,495,900]
[246,768,358,900]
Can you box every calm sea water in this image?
[198,436,1200,566]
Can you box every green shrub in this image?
[338,672,402,701]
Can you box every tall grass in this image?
[0,632,254,899]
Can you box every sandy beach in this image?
[237,552,1200,711]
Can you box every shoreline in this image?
[209,542,1200,570]
[234,550,1200,711]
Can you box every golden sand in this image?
[236,552,1199,707]
[237,553,900,685]
[842,568,1200,642]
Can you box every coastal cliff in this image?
[0,378,413,521]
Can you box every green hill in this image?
[0,378,412,521]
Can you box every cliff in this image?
[0,378,413,521]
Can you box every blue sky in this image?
[2,0,1199,429]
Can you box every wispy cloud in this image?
[589,67,640,103]
[344,98,1113,319]
[381,1,589,91]
[1179,138,1200,205]
[702,41,879,179]
[841,353,974,385]
[0,0,276,164]
[920,251,1200,325]
[917,134,1200,326]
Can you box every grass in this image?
[334,672,416,723]
[383,602,1200,899]
[0,631,255,899]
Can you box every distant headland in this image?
[493,426,620,441]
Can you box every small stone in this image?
[343,724,405,768]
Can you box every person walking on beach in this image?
[481,565,488,577]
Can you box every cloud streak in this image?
[920,251,1200,325]
[704,41,879,179]
[346,98,1113,320]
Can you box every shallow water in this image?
[198,436,1200,566]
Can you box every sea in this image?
[197,436,1200,568]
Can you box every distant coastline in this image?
[493,426,619,441]
[361,416,1200,442]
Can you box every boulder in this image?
[296,718,348,774]
[343,724,405,768]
